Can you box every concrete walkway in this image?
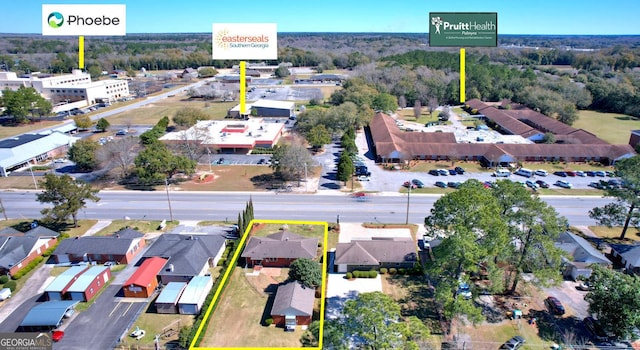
[81,220,112,236]
[574,225,598,238]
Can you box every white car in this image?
[130,328,145,340]
[555,180,573,189]
[357,175,370,181]
[534,169,548,176]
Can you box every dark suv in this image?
[500,336,526,350]
[544,296,565,315]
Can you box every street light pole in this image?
[207,148,212,172]
[405,181,411,225]
[29,159,38,190]
[165,178,174,222]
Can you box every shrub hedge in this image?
[11,257,44,280]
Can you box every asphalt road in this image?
[0,191,613,226]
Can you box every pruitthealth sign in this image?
[212,23,277,60]
[42,4,126,36]
[429,12,497,47]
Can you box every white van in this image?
[0,288,11,301]
[493,169,511,177]
[515,168,534,178]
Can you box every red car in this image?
[52,330,64,342]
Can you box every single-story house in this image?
[0,225,60,277]
[555,231,612,280]
[177,276,213,315]
[52,228,146,265]
[609,243,640,275]
[241,230,318,268]
[66,266,111,302]
[334,238,418,273]
[141,234,226,284]
[44,265,90,301]
[123,257,167,298]
[19,300,79,331]
[270,281,315,330]
[0,132,79,177]
[155,282,187,314]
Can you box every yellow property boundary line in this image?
[190,219,329,350]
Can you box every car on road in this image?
[52,330,64,342]
[555,180,573,189]
[584,316,612,342]
[544,296,565,315]
[411,179,424,188]
[554,171,567,177]
[500,335,526,350]
[454,166,465,174]
[116,129,127,136]
[357,175,370,181]
[403,181,417,189]
[535,180,550,188]
[435,181,448,188]
[428,169,440,176]
[534,169,548,176]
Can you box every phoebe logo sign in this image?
[212,23,277,60]
[429,12,497,47]
[42,4,126,36]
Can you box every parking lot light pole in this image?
[405,181,411,225]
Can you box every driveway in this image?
[325,274,382,320]
[541,280,590,319]
[0,264,53,332]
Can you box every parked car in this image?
[454,166,465,174]
[500,336,526,350]
[584,317,612,342]
[457,282,472,299]
[575,170,586,177]
[566,171,577,177]
[257,158,267,165]
[447,181,462,189]
[594,171,606,177]
[605,171,615,177]
[216,158,225,164]
[448,169,457,175]
[130,328,145,340]
[0,287,11,301]
[64,308,75,318]
[525,180,538,189]
[544,296,565,315]
[586,171,596,177]
[116,129,127,136]
[589,181,605,189]
[52,330,64,342]
[435,181,448,188]
[535,180,550,188]
[576,281,593,291]
[553,171,567,177]
[403,181,417,189]
[411,179,424,188]
[534,169,548,176]
[428,169,440,176]
[483,181,494,189]
[357,175,370,181]
[555,180,573,189]
[437,169,449,176]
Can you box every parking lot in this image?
[210,154,272,166]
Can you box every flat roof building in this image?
[155,282,187,314]
[19,301,79,331]
[0,132,78,177]
[178,276,213,315]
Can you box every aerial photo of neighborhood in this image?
[1,0,640,349]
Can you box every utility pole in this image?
[0,198,7,220]
[29,159,38,190]
[405,182,411,225]
[165,178,174,222]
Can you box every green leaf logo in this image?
[48,12,64,29]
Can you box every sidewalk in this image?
[573,225,598,238]
[81,220,112,236]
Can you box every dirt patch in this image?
[191,172,217,184]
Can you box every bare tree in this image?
[413,100,422,119]
[429,97,439,116]
[398,95,407,109]
[168,123,215,163]
[97,136,141,178]
[122,116,134,132]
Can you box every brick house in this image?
[334,238,418,273]
[52,228,145,264]
[0,226,59,277]
[241,230,318,268]
[270,281,315,330]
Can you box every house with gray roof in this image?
[555,231,611,280]
[0,132,78,177]
[0,225,59,277]
[609,243,640,275]
[334,238,418,273]
[270,281,315,330]
[141,233,226,284]
[52,228,145,265]
[241,230,318,268]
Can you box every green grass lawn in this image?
[588,226,640,242]
[574,110,640,144]
[106,98,236,126]
[0,120,61,139]
[93,220,179,235]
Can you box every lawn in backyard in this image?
[93,219,179,236]
[588,225,640,242]
[574,110,640,144]
[200,267,306,348]
[121,313,194,348]
[250,222,328,258]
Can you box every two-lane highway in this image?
[0,190,613,226]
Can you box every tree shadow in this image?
[385,274,445,334]
[528,309,585,343]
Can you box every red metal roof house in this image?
[123,257,167,298]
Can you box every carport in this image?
[19,300,79,331]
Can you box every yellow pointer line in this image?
[460,48,465,103]
[78,36,84,69]
[240,61,246,114]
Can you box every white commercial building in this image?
[0,132,79,177]
[0,70,129,110]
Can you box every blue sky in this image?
[2,0,640,35]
